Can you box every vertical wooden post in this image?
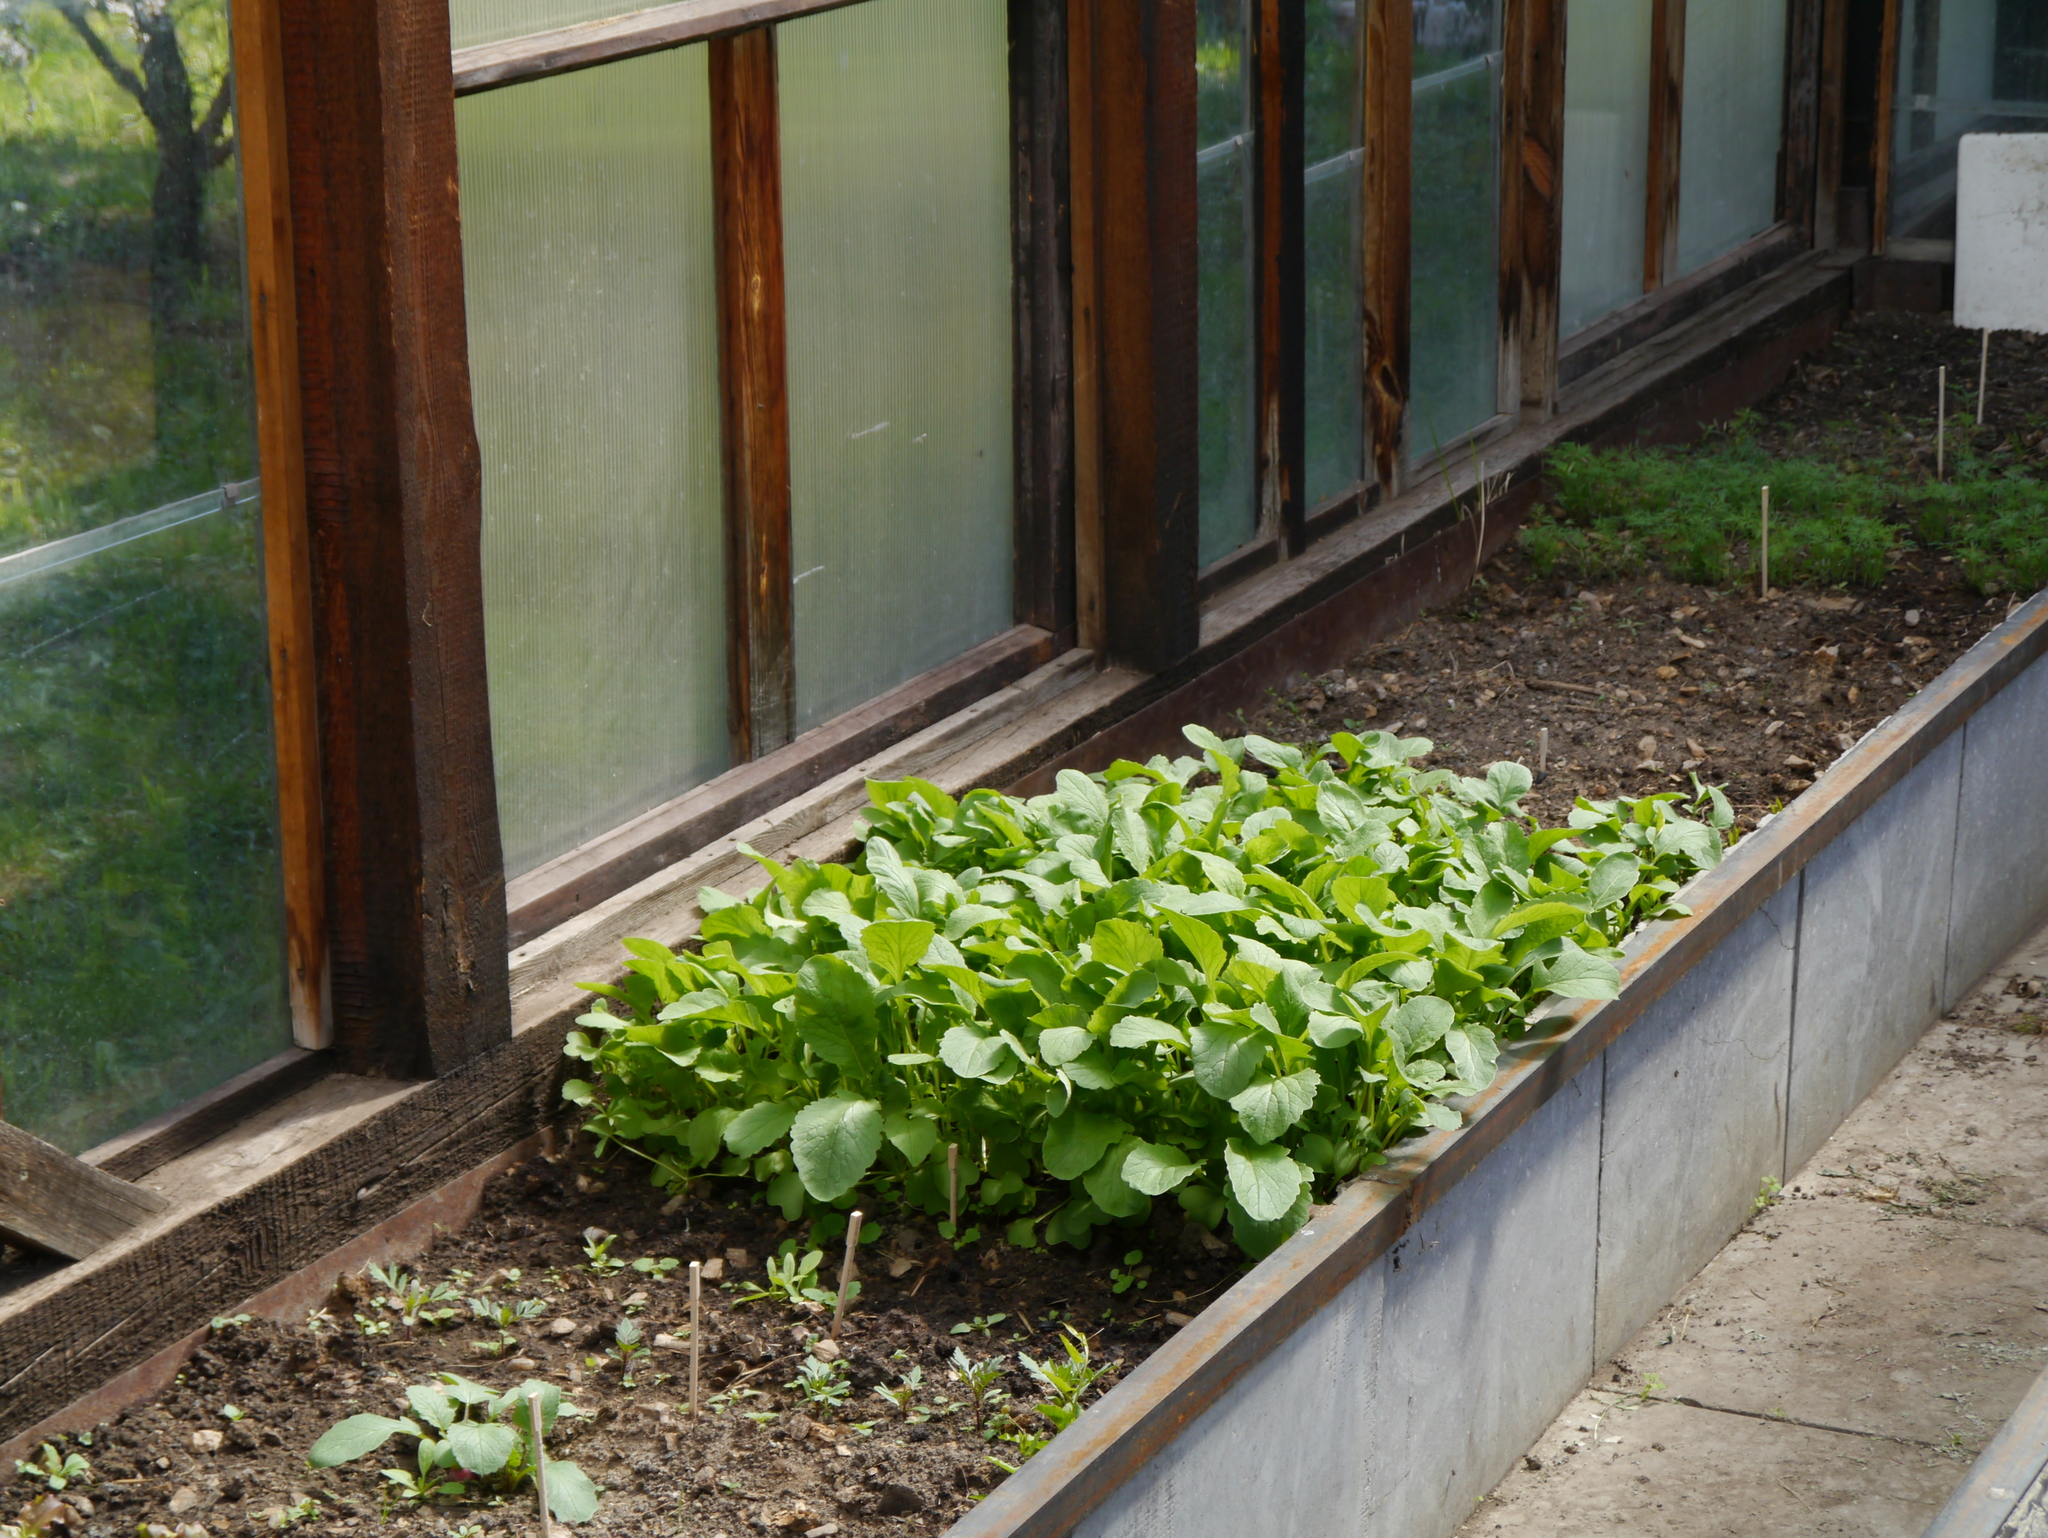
[1644,0,1686,291]
[1870,0,1900,256]
[1501,0,1565,425]
[1362,0,1412,497]
[1010,0,1075,645]
[1813,0,1849,249]
[1067,0,1200,674]
[275,0,510,1079]
[711,29,796,761]
[1252,0,1304,556]
[1779,0,1824,237]
[229,0,327,1050]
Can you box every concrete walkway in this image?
[1458,918,2048,1538]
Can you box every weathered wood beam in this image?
[1813,0,1850,249]
[1503,0,1566,424]
[276,0,511,1079]
[1645,0,1686,291]
[711,27,796,763]
[1253,0,1304,555]
[1870,0,1901,255]
[1066,0,1200,674]
[1781,0,1824,238]
[0,1122,167,1262]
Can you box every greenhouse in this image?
[1,1,2046,1535]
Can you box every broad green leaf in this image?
[1036,1025,1096,1067]
[686,1107,739,1168]
[724,1101,798,1158]
[406,1386,454,1433]
[1229,1068,1321,1144]
[497,1379,565,1436]
[884,1111,940,1165]
[1587,853,1640,910]
[1534,939,1622,999]
[444,1421,516,1477]
[1492,901,1587,945]
[1224,1138,1307,1223]
[1227,1184,1313,1259]
[1055,768,1110,834]
[1084,1138,1151,1218]
[1161,909,1227,982]
[1108,1014,1186,1049]
[767,1167,807,1220]
[862,920,936,982]
[1190,1022,1266,1100]
[1182,722,1242,765]
[437,1375,500,1407]
[797,953,879,1029]
[1062,1051,1123,1091]
[1443,1025,1500,1090]
[1486,761,1534,806]
[546,1457,601,1524]
[1122,1141,1201,1195]
[1384,995,1455,1059]
[1091,918,1164,973]
[865,837,925,918]
[1042,1109,1130,1181]
[1307,1010,1365,1049]
[790,1096,884,1201]
[309,1415,412,1468]
[939,1025,1015,1080]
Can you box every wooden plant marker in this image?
[1978,329,1990,426]
[528,1390,552,1537]
[688,1260,702,1414]
[1938,366,1948,481]
[1759,485,1771,598]
[0,1120,168,1261]
[831,1210,863,1341]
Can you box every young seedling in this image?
[607,1319,648,1384]
[366,1263,460,1329]
[209,1313,252,1333]
[468,1294,547,1330]
[787,1355,852,1409]
[13,1442,91,1492]
[1020,1327,1120,1432]
[949,1348,1009,1437]
[733,1248,839,1311]
[304,1307,336,1336]
[1108,1250,1147,1295]
[258,1494,321,1529]
[950,1313,1008,1338]
[873,1365,929,1421]
[582,1229,627,1276]
[630,1255,680,1279]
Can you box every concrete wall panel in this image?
[1946,656,2048,1009]
[1594,882,1799,1364]
[1375,1075,1602,1538]
[1787,732,1963,1172]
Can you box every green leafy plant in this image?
[580,1231,626,1276]
[1109,1250,1146,1295]
[950,1348,1009,1437]
[788,1355,852,1409]
[873,1365,929,1421]
[1019,1326,1119,1434]
[209,1313,252,1333]
[12,1444,89,1493]
[630,1256,680,1278]
[950,1313,1008,1338]
[367,1263,461,1329]
[733,1248,847,1311]
[306,1374,598,1524]
[259,1495,322,1530]
[468,1295,546,1330]
[1753,1175,1783,1214]
[220,1405,246,1424]
[607,1320,647,1385]
[565,727,1730,1259]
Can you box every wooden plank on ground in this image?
[0,1122,167,1262]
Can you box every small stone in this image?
[654,1333,688,1351]
[810,1338,842,1361]
[887,1256,917,1279]
[806,1526,841,1538]
[876,1484,926,1516]
[726,1248,751,1270]
[1637,735,1656,757]
[507,1357,540,1370]
[189,1429,223,1453]
[624,1290,651,1307]
[836,1445,854,1458]
[1655,665,1678,680]
[1164,1311,1194,1328]
[1523,1454,1543,1471]
[700,1257,725,1281]
[766,1503,817,1531]
[549,1317,579,1336]
[169,1485,203,1515]
[1905,609,1921,626]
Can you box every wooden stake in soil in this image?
[1938,366,1947,480]
[831,1210,863,1340]
[527,1390,551,1536]
[1978,328,1990,426]
[1759,485,1771,598]
[1538,727,1548,775]
[687,1260,702,1414]
[946,1143,959,1229]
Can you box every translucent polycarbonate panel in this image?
[1304,0,1365,508]
[1676,0,1787,274]
[779,0,1014,734]
[458,51,729,877]
[1560,0,1652,336]
[1410,0,1503,458]
[1889,0,2048,242]
[0,4,291,1153]
[449,1,657,49]
[1197,0,1257,564]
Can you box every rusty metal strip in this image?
[952,587,2048,1538]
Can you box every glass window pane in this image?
[1560,0,1652,336]
[1410,0,1503,457]
[1197,0,1257,565]
[0,2,290,1152]
[1889,0,2048,242]
[1305,0,1365,508]
[1676,0,1787,274]
[457,51,728,878]
[779,0,1015,734]
[449,2,658,51]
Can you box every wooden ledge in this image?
[0,1123,166,1262]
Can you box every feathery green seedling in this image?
[949,1348,1009,1437]
[13,1443,91,1492]
[873,1365,929,1421]
[581,1230,627,1276]
[788,1355,852,1408]
[950,1313,1007,1338]
[367,1263,460,1329]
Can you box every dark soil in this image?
[17,1155,1246,1538]
[1224,309,2047,826]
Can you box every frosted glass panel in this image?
[780,0,1015,734]
[1560,0,1652,336]
[450,2,657,49]
[1197,0,1257,564]
[1305,0,1365,508]
[458,51,729,877]
[1411,0,1503,456]
[1889,0,2048,241]
[1676,0,1787,274]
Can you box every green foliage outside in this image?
[565,726,1731,1261]
[1520,421,2048,595]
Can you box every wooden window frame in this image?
[448,0,1077,944]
